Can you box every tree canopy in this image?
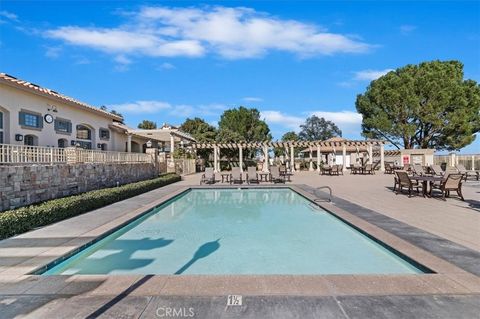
[356,60,480,150]
[179,117,217,142]
[137,120,157,129]
[281,131,299,141]
[218,106,271,142]
[298,115,342,141]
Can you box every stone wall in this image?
[0,163,157,211]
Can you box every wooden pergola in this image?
[192,139,386,173]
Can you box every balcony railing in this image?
[0,144,153,165]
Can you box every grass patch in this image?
[0,173,181,239]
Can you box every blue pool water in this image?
[44,189,424,275]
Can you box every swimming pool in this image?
[43,188,425,275]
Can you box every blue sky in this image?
[1,1,479,152]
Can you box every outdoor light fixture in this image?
[146,140,152,148]
[15,134,23,141]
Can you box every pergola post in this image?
[368,143,373,164]
[127,134,132,153]
[472,155,475,171]
[213,145,219,173]
[239,146,243,172]
[290,145,295,172]
[342,143,347,171]
[170,134,175,154]
[263,145,269,172]
[380,143,385,172]
[309,147,314,171]
[316,145,321,172]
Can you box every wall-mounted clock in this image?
[44,114,54,124]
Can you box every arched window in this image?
[0,110,3,144]
[76,125,91,140]
[58,138,68,148]
[24,134,38,146]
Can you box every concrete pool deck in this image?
[0,173,479,318]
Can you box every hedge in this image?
[0,173,181,239]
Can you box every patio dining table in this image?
[220,172,231,183]
[410,175,444,197]
[258,172,270,182]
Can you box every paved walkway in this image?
[179,172,480,252]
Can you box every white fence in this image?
[0,144,66,164]
[0,144,153,165]
[69,148,153,164]
[434,154,479,170]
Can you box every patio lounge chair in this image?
[350,164,362,174]
[200,167,215,185]
[363,164,374,175]
[270,166,285,183]
[430,165,444,177]
[456,164,479,181]
[385,162,394,174]
[430,173,464,201]
[230,167,243,184]
[246,166,259,184]
[331,164,343,175]
[395,170,423,197]
[412,164,424,176]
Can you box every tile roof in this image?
[0,73,123,121]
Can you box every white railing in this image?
[434,154,479,170]
[70,148,153,164]
[0,144,66,164]
[0,144,154,165]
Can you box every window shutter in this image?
[19,112,26,125]
[37,115,43,128]
[67,122,72,133]
[54,119,58,131]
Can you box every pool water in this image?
[44,189,424,275]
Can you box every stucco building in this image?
[0,73,194,152]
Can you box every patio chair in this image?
[363,164,374,175]
[403,164,412,173]
[412,164,424,176]
[385,162,394,174]
[430,165,444,177]
[200,167,215,185]
[331,164,343,175]
[430,173,464,201]
[350,164,361,175]
[270,166,285,183]
[395,170,423,197]
[230,167,243,184]
[456,164,477,181]
[246,166,259,184]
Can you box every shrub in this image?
[0,173,181,239]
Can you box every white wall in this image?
[0,85,127,151]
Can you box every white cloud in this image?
[309,110,362,124]
[400,24,417,35]
[261,110,363,137]
[243,97,263,102]
[261,111,304,131]
[108,100,227,117]
[45,46,62,58]
[0,10,18,21]
[158,62,175,70]
[44,6,372,61]
[353,69,393,81]
[109,100,172,113]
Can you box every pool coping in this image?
[0,184,479,297]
